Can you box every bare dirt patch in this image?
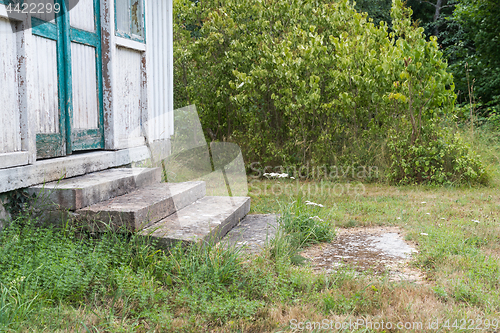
[300,226,425,283]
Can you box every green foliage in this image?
[269,199,334,269]
[323,284,381,315]
[157,240,243,288]
[278,199,334,247]
[387,121,487,185]
[444,0,500,111]
[0,218,153,302]
[0,281,39,330]
[415,224,500,308]
[174,0,457,172]
[0,216,277,328]
[353,0,392,27]
[0,189,35,218]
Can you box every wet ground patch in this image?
[300,226,425,283]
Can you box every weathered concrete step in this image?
[29,168,161,210]
[222,214,278,254]
[141,196,251,247]
[77,181,206,231]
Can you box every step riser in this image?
[29,168,162,210]
[77,181,206,231]
[205,199,251,243]
[78,200,176,231]
[142,196,251,248]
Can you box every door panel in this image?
[70,0,95,32]
[68,0,104,151]
[33,36,60,134]
[116,47,142,145]
[71,43,98,130]
[33,0,103,158]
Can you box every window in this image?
[115,0,144,42]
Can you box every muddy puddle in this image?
[300,227,425,283]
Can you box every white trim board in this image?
[115,36,146,51]
[0,151,29,170]
[0,146,151,193]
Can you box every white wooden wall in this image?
[0,18,22,153]
[102,0,174,152]
[0,0,174,171]
[0,13,33,169]
[146,0,174,142]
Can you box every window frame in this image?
[114,0,146,43]
[0,0,16,6]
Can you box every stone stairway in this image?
[30,167,250,246]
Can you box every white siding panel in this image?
[146,0,174,142]
[70,0,95,32]
[116,47,142,143]
[0,18,21,153]
[32,36,59,134]
[71,42,98,130]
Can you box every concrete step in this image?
[29,168,162,210]
[222,214,278,254]
[140,196,251,247]
[77,181,206,231]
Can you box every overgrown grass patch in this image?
[1,132,500,331]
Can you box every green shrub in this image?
[174,0,457,169]
[387,121,488,185]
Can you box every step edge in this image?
[75,181,207,231]
[28,167,162,210]
[142,196,251,247]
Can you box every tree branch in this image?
[420,0,438,8]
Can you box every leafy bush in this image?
[174,0,457,171]
[387,121,487,185]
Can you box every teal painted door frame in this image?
[33,0,104,158]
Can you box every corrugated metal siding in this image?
[147,0,174,141]
[116,47,142,141]
[0,18,21,153]
[32,35,59,134]
[70,0,95,32]
[71,42,98,130]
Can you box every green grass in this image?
[0,209,337,332]
[0,126,500,332]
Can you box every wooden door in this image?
[67,0,104,151]
[32,2,67,158]
[33,0,104,159]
